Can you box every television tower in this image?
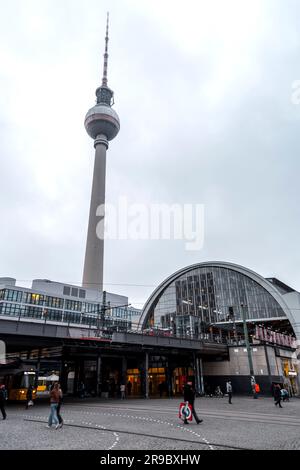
[82,13,120,291]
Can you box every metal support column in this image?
[145,352,149,399]
[60,359,69,394]
[199,357,204,395]
[34,349,41,389]
[241,303,256,396]
[73,361,80,396]
[194,355,202,396]
[241,304,254,375]
[264,345,273,388]
[96,355,102,397]
[121,356,127,385]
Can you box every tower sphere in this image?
[84,103,120,141]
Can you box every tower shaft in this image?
[82,135,108,291]
[82,13,119,293]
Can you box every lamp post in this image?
[240,303,256,396]
[95,292,131,337]
[182,299,194,339]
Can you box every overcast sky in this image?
[1,0,300,309]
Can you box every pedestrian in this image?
[78,381,85,399]
[281,387,289,402]
[183,382,203,425]
[252,382,258,399]
[110,379,116,398]
[120,383,126,400]
[47,382,60,429]
[158,382,164,398]
[25,385,34,409]
[102,380,109,399]
[0,384,7,420]
[226,381,233,404]
[274,384,283,408]
[127,380,132,396]
[56,383,64,428]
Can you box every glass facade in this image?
[0,288,138,331]
[145,266,286,335]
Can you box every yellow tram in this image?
[0,368,37,401]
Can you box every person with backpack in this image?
[0,384,7,420]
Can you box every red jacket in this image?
[50,389,60,403]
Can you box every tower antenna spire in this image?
[102,12,109,86]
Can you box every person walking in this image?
[281,387,289,402]
[120,383,126,400]
[47,382,60,429]
[226,381,233,404]
[25,385,34,409]
[254,382,260,398]
[183,382,203,425]
[127,380,132,396]
[274,384,283,408]
[56,383,64,428]
[78,381,85,399]
[0,384,7,420]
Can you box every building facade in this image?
[139,261,300,395]
[0,277,142,331]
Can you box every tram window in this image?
[11,374,23,389]
[11,372,35,388]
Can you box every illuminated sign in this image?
[255,326,295,348]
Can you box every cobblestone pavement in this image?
[1,396,300,450]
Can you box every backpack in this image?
[0,389,7,401]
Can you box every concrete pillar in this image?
[82,135,108,292]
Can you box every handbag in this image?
[179,402,192,421]
[28,400,34,406]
